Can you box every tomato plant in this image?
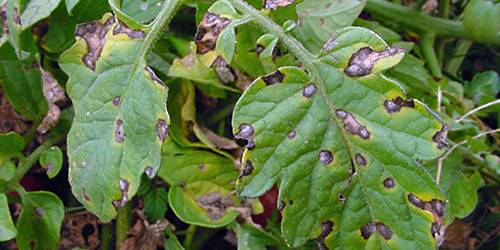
[0,0,499,249]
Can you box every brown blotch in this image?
[377,223,393,240]
[83,191,90,201]
[198,164,206,171]
[195,12,230,54]
[432,124,448,149]
[113,178,129,209]
[344,46,404,77]
[235,123,255,149]
[156,119,169,142]
[239,161,254,178]
[360,222,377,239]
[431,200,445,217]
[197,192,234,221]
[262,70,285,85]
[383,178,395,188]
[316,220,334,250]
[319,150,334,165]
[431,223,440,238]
[211,56,235,84]
[407,194,425,209]
[264,0,295,10]
[34,207,45,218]
[361,222,392,240]
[303,83,317,98]
[76,17,115,70]
[144,166,154,179]
[384,97,415,113]
[355,154,367,166]
[288,130,296,139]
[112,20,144,38]
[112,96,120,106]
[115,119,125,143]
[336,109,370,139]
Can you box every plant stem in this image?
[101,223,114,250]
[420,32,443,78]
[183,224,197,249]
[445,39,473,76]
[456,99,500,123]
[365,0,500,45]
[115,202,132,248]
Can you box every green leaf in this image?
[120,0,163,24]
[233,223,284,250]
[39,146,63,179]
[465,71,499,104]
[16,191,64,250]
[0,193,16,241]
[0,160,16,183]
[292,0,367,53]
[0,44,46,120]
[65,0,79,14]
[20,0,61,29]
[59,13,169,221]
[158,139,239,227]
[143,187,169,223]
[164,227,185,250]
[0,131,25,157]
[463,0,500,43]
[233,27,446,248]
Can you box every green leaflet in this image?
[16,191,64,250]
[158,139,239,228]
[463,0,500,43]
[292,0,367,53]
[0,131,25,158]
[0,193,16,241]
[39,146,63,179]
[232,223,285,250]
[120,0,163,24]
[233,27,446,248]
[59,14,170,221]
[20,0,61,29]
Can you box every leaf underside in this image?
[59,13,169,221]
[233,27,447,249]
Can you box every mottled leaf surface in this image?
[233,27,446,248]
[293,0,366,53]
[59,14,169,221]
[158,139,239,227]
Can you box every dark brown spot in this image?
[336,109,370,139]
[277,201,285,211]
[262,70,284,85]
[195,12,230,54]
[431,223,439,237]
[197,192,234,221]
[112,20,145,38]
[239,161,253,178]
[303,83,317,98]
[377,223,393,240]
[432,124,448,149]
[119,179,129,192]
[407,194,425,209]
[145,66,164,86]
[178,181,186,188]
[360,222,376,239]
[355,154,367,166]
[255,44,265,55]
[235,123,255,149]
[76,17,115,70]
[156,119,169,142]
[34,207,45,218]
[211,56,235,84]
[264,0,295,10]
[83,191,90,201]
[344,46,404,77]
[288,200,294,205]
[338,193,345,202]
[316,220,334,250]
[319,150,334,165]
[144,166,154,179]
[383,178,395,188]
[431,200,445,217]
[198,164,206,171]
[323,34,337,52]
[112,96,120,106]
[384,97,415,113]
[288,130,296,139]
[113,179,130,209]
[115,119,125,143]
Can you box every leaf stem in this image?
[420,32,442,78]
[455,99,500,123]
[365,0,500,45]
[183,224,197,249]
[115,202,132,248]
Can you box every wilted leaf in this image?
[39,146,63,179]
[16,191,64,250]
[158,139,239,227]
[0,193,16,241]
[293,0,367,53]
[233,27,446,248]
[59,14,169,221]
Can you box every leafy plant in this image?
[0,0,499,249]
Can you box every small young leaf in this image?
[0,193,16,241]
[143,187,169,223]
[0,160,16,183]
[0,131,25,157]
[158,139,239,228]
[59,14,169,221]
[39,146,63,179]
[16,191,64,250]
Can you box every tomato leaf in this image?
[233,26,446,248]
[59,13,169,221]
[0,193,16,241]
[39,146,63,179]
[0,131,25,157]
